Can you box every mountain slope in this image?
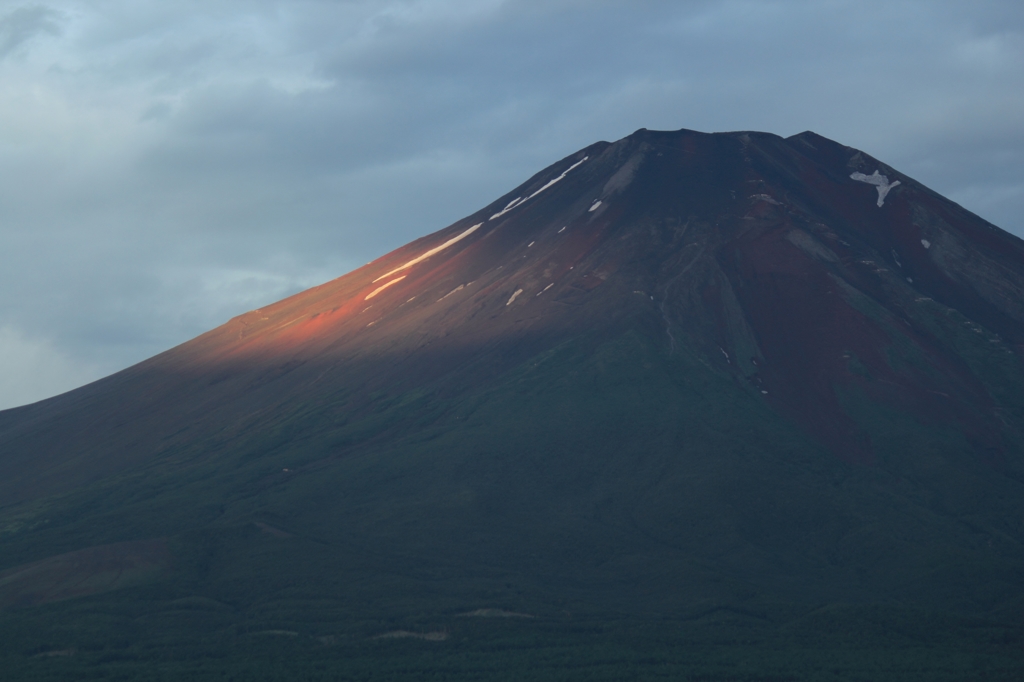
[2,128,1024,675]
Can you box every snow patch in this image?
[589,200,602,212]
[750,194,781,205]
[557,226,566,233]
[506,289,523,306]
[850,170,901,207]
[490,197,525,220]
[921,239,931,249]
[364,275,406,300]
[528,241,535,247]
[438,284,464,301]
[373,223,481,282]
[537,283,554,296]
[490,157,588,220]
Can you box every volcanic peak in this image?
[3,128,1024,503]
[2,128,1024,653]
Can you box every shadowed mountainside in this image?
[2,128,1024,676]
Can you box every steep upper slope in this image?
[2,128,1024,626]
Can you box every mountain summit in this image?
[3,128,1024,675]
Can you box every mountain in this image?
[3,128,1024,679]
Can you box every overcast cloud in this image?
[1,0,1022,409]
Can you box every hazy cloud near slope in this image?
[0,0,1022,409]
[0,325,98,409]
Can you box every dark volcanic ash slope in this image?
[2,128,1024,619]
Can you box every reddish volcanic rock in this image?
[6,128,1022,495]
[2,128,1024,621]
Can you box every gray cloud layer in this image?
[1,0,1022,408]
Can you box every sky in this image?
[0,0,1022,410]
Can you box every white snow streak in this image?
[536,283,554,296]
[364,275,406,300]
[506,289,523,306]
[490,198,525,220]
[557,226,566,233]
[438,284,464,302]
[373,223,482,283]
[489,157,588,221]
[750,194,781,205]
[589,200,602,212]
[850,170,901,207]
